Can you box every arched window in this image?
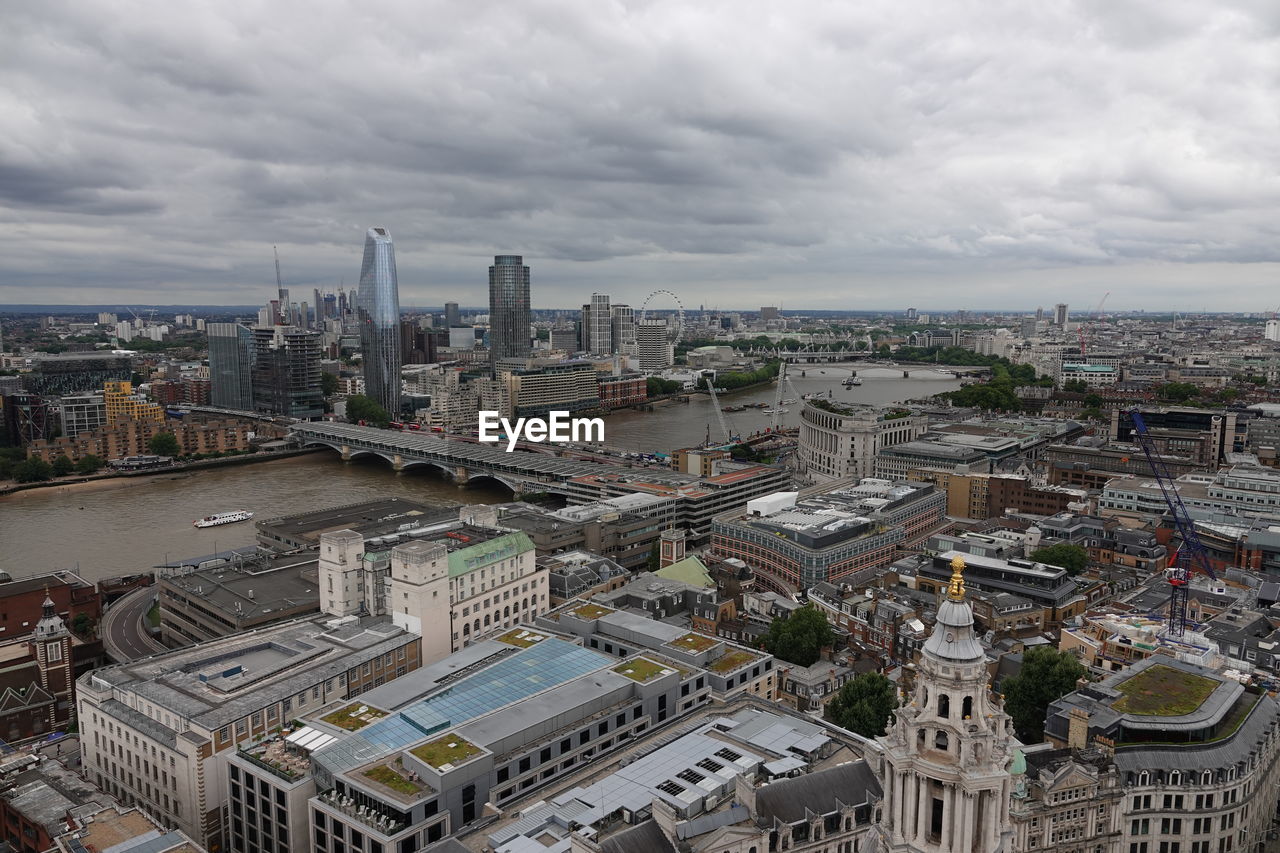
[962,696,973,719]
[484,614,491,626]
[938,695,950,718]
[917,730,926,751]
[935,731,949,751]
[504,606,510,619]
[1169,771,1180,786]
[463,623,471,636]
[1202,771,1212,785]
[473,619,480,633]
[1138,771,1150,786]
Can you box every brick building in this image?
[26,414,265,463]
[597,373,647,408]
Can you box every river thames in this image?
[0,369,957,582]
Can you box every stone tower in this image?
[877,556,1019,853]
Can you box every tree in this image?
[320,372,340,396]
[75,454,104,474]
[647,542,661,571]
[148,432,181,457]
[51,455,74,476]
[761,605,834,667]
[1002,646,1086,742]
[854,340,868,351]
[826,672,898,737]
[70,612,94,637]
[12,458,53,483]
[1062,379,1089,393]
[1156,382,1200,404]
[346,394,391,427]
[1030,543,1089,576]
[1082,393,1103,409]
[646,377,683,397]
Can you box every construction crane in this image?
[1077,291,1110,355]
[701,370,734,446]
[1128,409,1218,636]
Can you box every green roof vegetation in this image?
[1113,665,1219,716]
[495,629,544,648]
[571,602,614,620]
[321,703,387,732]
[411,735,483,769]
[708,649,759,673]
[612,657,670,682]
[670,633,718,653]
[362,763,426,796]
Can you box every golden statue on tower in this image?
[948,554,967,601]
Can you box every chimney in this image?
[1067,707,1090,750]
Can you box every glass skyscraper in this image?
[488,255,531,368]
[357,227,403,416]
[207,322,254,411]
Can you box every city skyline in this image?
[2,3,1279,311]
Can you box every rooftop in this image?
[1112,663,1221,717]
[160,554,320,624]
[611,657,674,683]
[255,497,453,549]
[410,734,483,770]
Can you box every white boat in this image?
[843,377,863,387]
[781,397,797,405]
[762,407,789,414]
[194,510,254,528]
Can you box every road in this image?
[101,586,165,662]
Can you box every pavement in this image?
[100,586,165,662]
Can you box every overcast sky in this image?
[3,1,1279,312]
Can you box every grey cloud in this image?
[0,0,1278,310]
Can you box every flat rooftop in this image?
[255,498,455,548]
[160,554,319,623]
[85,615,412,734]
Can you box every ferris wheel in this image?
[638,290,685,342]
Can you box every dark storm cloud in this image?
[0,0,1278,310]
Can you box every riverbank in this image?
[0,446,323,498]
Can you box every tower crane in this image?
[1077,291,1110,355]
[1128,409,1218,635]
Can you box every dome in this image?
[921,555,985,662]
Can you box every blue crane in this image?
[1128,410,1219,635]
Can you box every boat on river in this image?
[194,510,254,528]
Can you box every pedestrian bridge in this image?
[289,421,697,495]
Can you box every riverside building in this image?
[797,401,926,483]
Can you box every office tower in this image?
[589,293,612,355]
[549,326,578,352]
[636,318,674,370]
[488,255,532,367]
[1266,319,1280,342]
[610,304,636,355]
[445,302,461,328]
[250,325,323,418]
[1035,306,1044,322]
[400,320,437,365]
[356,226,403,416]
[905,307,917,322]
[761,306,780,321]
[1054,303,1069,326]
[580,303,593,353]
[207,323,255,411]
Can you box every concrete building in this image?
[1040,655,1280,852]
[501,361,602,418]
[26,413,261,463]
[711,481,945,592]
[77,616,420,850]
[636,318,675,370]
[498,501,663,572]
[588,293,612,356]
[158,554,322,647]
[798,401,926,483]
[1100,464,1280,525]
[1266,318,1280,342]
[318,508,546,662]
[1054,302,1069,326]
[610,304,636,356]
[254,497,448,552]
[58,391,106,438]
[21,352,131,397]
[540,551,631,604]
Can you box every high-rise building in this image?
[208,322,255,411]
[488,255,531,367]
[761,306,780,321]
[1035,306,1044,322]
[905,307,917,322]
[356,227,403,416]
[444,301,460,328]
[1266,318,1280,342]
[250,326,323,418]
[589,293,612,355]
[636,318,674,370]
[103,380,164,426]
[580,302,593,352]
[549,325,578,352]
[610,304,636,355]
[59,393,106,438]
[1054,302,1069,326]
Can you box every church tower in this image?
[877,556,1020,853]
[31,592,74,733]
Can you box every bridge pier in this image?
[340,445,352,462]
[903,370,910,378]
[392,453,405,473]
[454,466,470,486]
